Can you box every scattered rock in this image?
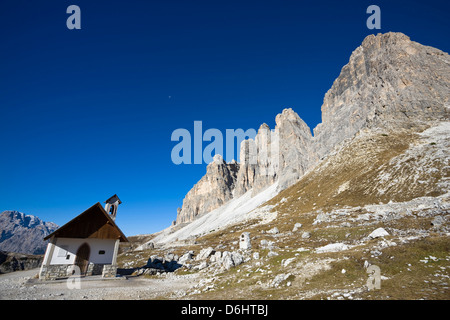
[135,241,154,251]
[281,257,295,268]
[270,273,291,287]
[231,252,243,267]
[196,247,215,261]
[301,232,311,239]
[195,261,209,271]
[431,216,445,227]
[368,227,390,239]
[267,227,280,234]
[210,251,222,263]
[260,239,276,249]
[146,255,182,272]
[178,251,194,264]
[292,223,302,232]
[313,212,329,225]
[315,243,349,253]
[165,253,176,262]
[267,251,279,257]
[221,251,234,270]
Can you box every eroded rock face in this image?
[0,211,58,255]
[313,32,450,159]
[233,110,317,196]
[233,139,256,197]
[175,155,239,224]
[175,32,450,225]
[275,108,318,191]
[234,123,280,197]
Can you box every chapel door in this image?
[75,243,90,275]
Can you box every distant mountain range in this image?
[0,210,58,255]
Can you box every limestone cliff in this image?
[174,32,450,225]
[314,32,450,159]
[175,155,239,225]
[275,108,318,191]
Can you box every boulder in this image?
[196,247,215,261]
[267,227,279,234]
[178,252,194,264]
[231,252,243,266]
[301,232,311,239]
[368,227,390,239]
[292,223,302,232]
[221,251,234,270]
[195,261,209,270]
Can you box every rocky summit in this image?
[175,154,239,225]
[0,210,58,255]
[174,32,450,226]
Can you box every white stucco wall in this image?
[49,238,116,265]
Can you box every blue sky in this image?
[1,0,449,236]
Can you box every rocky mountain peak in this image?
[210,154,225,165]
[258,123,270,131]
[0,210,58,255]
[314,31,450,158]
[175,154,240,225]
[174,32,450,225]
[275,108,309,129]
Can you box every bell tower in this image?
[104,194,122,221]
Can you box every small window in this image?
[57,246,68,257]
[66,254,70,260]
[98,250,106,255]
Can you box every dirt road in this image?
[0,268,199,300]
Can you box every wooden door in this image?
[75,243,90,275]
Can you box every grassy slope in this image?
[118,124,449,300]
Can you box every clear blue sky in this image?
[1,0,449,236]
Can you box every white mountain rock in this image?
[0,211,58,255]
[166,32,449,243]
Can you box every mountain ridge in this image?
[0,210,58,255]
[172,31,450,227]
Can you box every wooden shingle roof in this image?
[44,202,128,242]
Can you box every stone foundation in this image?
[102,264,117,278]
[87,263,104,276]
[39,263,115,280]
[39,265,70,280]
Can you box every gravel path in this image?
[0,268,199,300]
